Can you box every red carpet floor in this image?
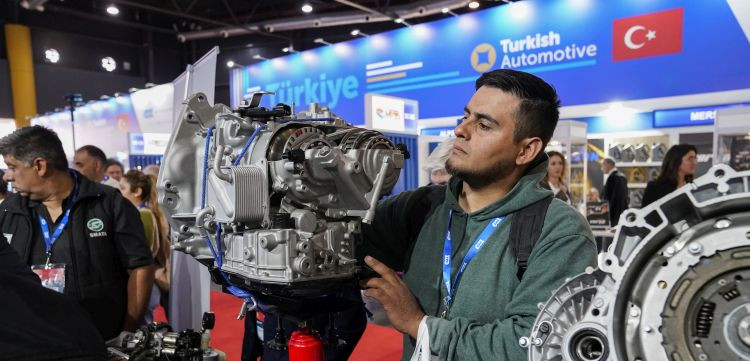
[154,291,403,360]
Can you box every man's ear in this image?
[32,157,49,177]
[515,137,543,166]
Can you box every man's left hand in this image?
[360,256,424,338]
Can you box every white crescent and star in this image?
[624,25,657,50]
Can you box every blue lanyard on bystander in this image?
[39,171,79,265]
[441,210,505,318]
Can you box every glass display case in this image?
[714,106,750,171]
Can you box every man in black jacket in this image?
[0,125,154,341]
[601,157,629,226]
[0,238,106,360]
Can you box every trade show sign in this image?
[230,0,750,125]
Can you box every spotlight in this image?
[442,8,458,16]
[253,54,267,60]
[44,48,60,63]
[351,29,369,37]
[226,60,235,68]
[282,46,298,53]
[394,18,411,26]
[314,38,332,45]
[468,1,480,9]
[101,56,117,72]
[106,4,119,15]
[301,3,313,13]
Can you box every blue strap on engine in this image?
[200,125,260,308]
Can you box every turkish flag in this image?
[612,8,683,61]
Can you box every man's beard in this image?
[445,156,515,189]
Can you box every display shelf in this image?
[617,162,662,167]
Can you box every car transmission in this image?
[157,92,404,312]
[522,163,750,361]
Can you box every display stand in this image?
[548,120,588,213]
[713,106,750,171]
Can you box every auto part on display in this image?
[628,189,644,208]
[158,92,404,316]
[107,313,221,360]
[648,167,660,181]
[627,167,646,183]
[651,143,668,162]
[522,163,750,361]
[620,144,636,163]
[608,144,623,162]
[634,143,651,162]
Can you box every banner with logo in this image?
[230,0,750,125]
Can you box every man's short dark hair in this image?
[475,69,561,147]
[603,157,616,167]
[0,125,69,171]
[77,145,107,164]
[105,158,123,171]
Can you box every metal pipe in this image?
[362,156,391,224]
[107,0,290,41]
[179,0,471,41]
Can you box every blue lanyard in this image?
[442,210,505,312]
[39,172,79,259]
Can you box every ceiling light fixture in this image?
[106,4,120,15]
[442,7,458,17]
[351,29,369,37]
[301,3,313,13]
[44,48,60,63]
[468,1,480,9]
[394,18,412,26]
[101,56,117,72]
[253,54,267,60]
[226,60,235,68]
[314,38,332,45]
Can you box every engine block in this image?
[158,93,404,288]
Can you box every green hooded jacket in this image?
[362,156,597,360]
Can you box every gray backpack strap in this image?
[509,196,553,280]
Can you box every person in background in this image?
[600,157,629,226]
[119,169,171,323]
[641,144,698,207]
[105,159,125,181]
[422,138,455,185]
[0,170,7,204]
[74,145,107,183]
[540,150,571,204]
[0,126,154,341]
[143,164,160,179]
[587,188,601,203]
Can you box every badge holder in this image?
[32,263,66,293]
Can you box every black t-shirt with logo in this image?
[1,171,153,340]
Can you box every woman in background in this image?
[541,150,571,203]
[641,144,698,207]
[120,169,171,323]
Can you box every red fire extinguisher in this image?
[288,327,324,361]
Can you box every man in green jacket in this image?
[360,69,597,360]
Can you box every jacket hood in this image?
[444,153,553,220]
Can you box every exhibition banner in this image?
[31,87,174,162]
[230,0,750,125]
